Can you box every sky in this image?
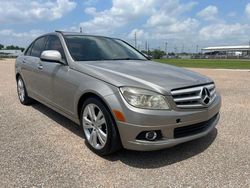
[0,0,250,52]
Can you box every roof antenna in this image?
[80,27,83,33]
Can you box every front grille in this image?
[174,114,218,138]
[171,83,216,109]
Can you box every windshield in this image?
[64,35,147,61]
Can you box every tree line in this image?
[0,44,25,51]
[141,49,167,59]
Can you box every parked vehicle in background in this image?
[15,31,221,155]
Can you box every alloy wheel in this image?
[82,103,108,150]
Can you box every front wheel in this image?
[80,97,121,155]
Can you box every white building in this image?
[202,45,250,58]
[0,50,23,57]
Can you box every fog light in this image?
[145,131,157,141]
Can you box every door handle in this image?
[38,64,43,70]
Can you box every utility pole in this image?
[147,43,150,55]
[165,42,168,57]
[196,45,199,54]
[174,47,177,54]
[134,32,137,49]
[80,27,83,33]
[145,41,148,51]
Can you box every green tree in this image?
[0,44,4,49]
[151,49,166,59]
[5,45,24,51]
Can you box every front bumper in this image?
[104,91,221,151]
[117,113,219,151]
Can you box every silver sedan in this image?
[15,31,221,155]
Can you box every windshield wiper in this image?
[111,58,146,60]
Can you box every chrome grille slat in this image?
[177,104,204,108]
[206,84,215,90]
[173,95,201,102]
[171,84,216,109]
[171,87,202,95]
[210,89,216,96]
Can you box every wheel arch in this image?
[77,91,115,123]
[77,91,122,140]
[16,73,21,81]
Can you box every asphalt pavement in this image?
[0,59,249,187]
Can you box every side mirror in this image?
[40,50,63,63]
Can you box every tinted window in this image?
[64,35,146,61]
[30,37,47,57]
[45,35,66,60]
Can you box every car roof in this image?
[54,30,115,39]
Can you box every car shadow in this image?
[31,102,218,169]
[31,102,84,139]
[105,129,217,168]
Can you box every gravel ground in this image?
[0,59,249,188]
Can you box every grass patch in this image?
[154,59,250,69]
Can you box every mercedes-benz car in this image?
[15,31,221,155]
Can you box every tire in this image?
[16,76,34,105]
[80,97,122,155]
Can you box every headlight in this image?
[120,87,170,110]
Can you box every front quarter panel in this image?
[73,70,119,118]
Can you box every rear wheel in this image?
[80,97,121,155]
[17,76,34,105]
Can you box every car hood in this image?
[73,60,212,95]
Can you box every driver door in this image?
[39,35,77,115]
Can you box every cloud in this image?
[84,7,97,16]
[199,23,250,41]
[227,11,237,17]
[197,5,218,21]
[245,3,250,18]
[2,0,250,51]
[166,18,199,33]
[144,1,198,39]
[0,0,76,23]
[80,0,158,34]
[83,0,99,6]
[128,29,149,39]
[80,0,198,37]
[0,29,44,46]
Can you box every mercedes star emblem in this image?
[201,87,211,106]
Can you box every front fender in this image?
[74,76,119,118]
